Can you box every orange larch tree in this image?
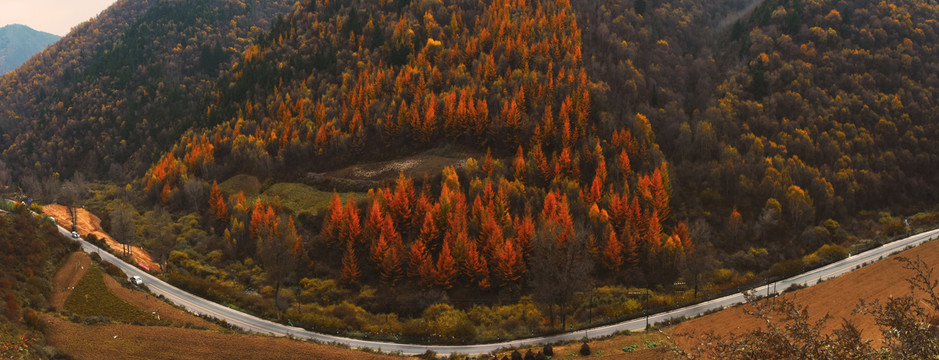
[341,242,361,284]
[602,226,623,271]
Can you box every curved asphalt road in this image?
[55,223,939,356]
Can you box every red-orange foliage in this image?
[512,145,526,181]
[541,191,574,245]
[386,173,415,229]
[651,168,670,222]
[643,210,663,254]
[379,236,404,284]
[209,181,228,222]
[160,183,172,205]
[340,194,361,245]
[618,149,631,178]
[496,238,524,286]
[341,242,361,284]
[435,239,457,289]
[364,196,384,240]
[602,226,623,271]
[461,239,490,289]
[321,192,344,247]
[513,213,535,256]
[673,222,693,256]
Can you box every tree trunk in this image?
[274,281,282,321]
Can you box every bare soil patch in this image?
[324,154,466,181]
[670,239,939,351]
[43,204,159,271]
[43,314,410,360]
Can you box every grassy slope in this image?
[261,182,365,218]
[63,264,163,325]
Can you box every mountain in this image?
[0,24,59,74]
[2,0,939,347]
[0,0,295,179]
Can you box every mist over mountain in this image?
[0,24,59,74]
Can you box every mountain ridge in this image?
[0,24,59,74]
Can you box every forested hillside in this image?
[674,0,939,255]
[1,0,938,346]
[0,0,294,179]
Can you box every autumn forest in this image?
[0,0,937,345]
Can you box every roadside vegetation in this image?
[0,209,78,358]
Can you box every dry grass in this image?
[43,314,410,360]
[670,238,939,351]
[219,174,263,198]
[261,182,366,217]
[491,332,673,360]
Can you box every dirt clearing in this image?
[671,238,939,351]
[324,154,466,181]
[43,204,159,271]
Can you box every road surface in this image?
[55,223,939,355]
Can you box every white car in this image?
[71,231,79,239]
[129,276,144,286]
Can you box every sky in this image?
[0,0,117,36]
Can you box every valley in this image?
[1,0,939,358]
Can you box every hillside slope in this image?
[0,0,294,178]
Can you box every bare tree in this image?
[183,178,206,213]
[110,202,137,258]
[257,216,299,320]
[59,173,88,232]
[530,223,593,331]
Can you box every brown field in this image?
[47,251,410,359]
[492,331,671,360]
[324,154,466,181]
[670,238,939,352]
[42,314,408,360]
[43,204,159,271]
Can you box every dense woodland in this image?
[0,0,295,178]
[0,0,938,344]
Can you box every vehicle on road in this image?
[129,276,143,286]
[71,231,79,239]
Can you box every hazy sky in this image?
[0,0,117,36]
